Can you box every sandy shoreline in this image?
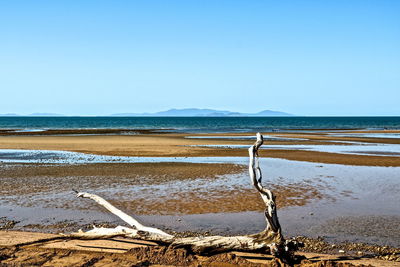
[0,230,399,266]
[0,129,400,166]
[1,129,400,265]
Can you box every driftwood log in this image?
[67,133,300,257]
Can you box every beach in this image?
[1,127,400,266]
[2,0,400,263]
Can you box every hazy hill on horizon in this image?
[0,113,64,116]
[112,108,292,117]
[0,108,292,117]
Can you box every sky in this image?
[0,0,399,116]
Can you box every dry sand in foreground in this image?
[1,231,399,266]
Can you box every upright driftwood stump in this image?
[67,133,300,257]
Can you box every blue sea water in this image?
[0,116,399,133]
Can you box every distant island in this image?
[29,113,63,116]
[0,113,20,116]
[111,108,292,117]
[0,113,63,116]
[0,109,292,117]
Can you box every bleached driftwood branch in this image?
[249,133,281,234]
[75,192,173,239]
[67,133,298,256]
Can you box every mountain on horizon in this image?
[0,109,292,117]
[0,113,20,116]
[112,108,292,117]
[29,113,63,116]
[0,113,64,116]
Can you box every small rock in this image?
[339,250,345,253]
[228,253,236,260]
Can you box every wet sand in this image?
[0,129,400,265]
[0,162,322,214]
[0,129,400,166]
[1,156,399,247]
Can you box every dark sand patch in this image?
[347,151,400,156]
[0,162,246,196]
[0,128,157,136]
[111,184,324,215]
[275,132,400,145]
[311,215,400,245]
[262,150,400,167]
[0,162,325,215]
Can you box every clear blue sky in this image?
[0,0,399,116]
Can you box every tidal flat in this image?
[0,129,399,250]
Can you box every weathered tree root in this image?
[65,133,302,258]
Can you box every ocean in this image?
[0,116,399,133]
